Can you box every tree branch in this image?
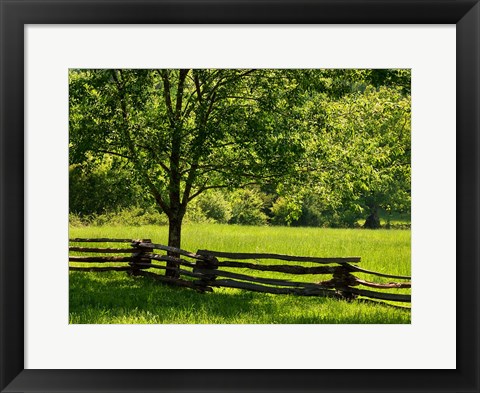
[187,181,259,202]
[136,143,171,174]
[221,95,259,101]
[193,70,203,104]
[110,69,171,216]
[157,69,175,125]
[187,184,229,202]
[175,69,189,119]
[181,162,198,207]
[206,69,256,103]
[96,149,133,160]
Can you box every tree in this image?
[69,69,309,276]
[301,84,411,228]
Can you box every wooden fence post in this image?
[129,239,152,276]
[194,250,219,293]
[332,264,358,301]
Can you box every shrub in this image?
[183,198,212,224]
[69,213,88,227]
[86,206,168,227]
[295,195,361,228]
[270,196,303,226]
[196,190,232,223]
[229,188,268,226]
[69,155,151,216]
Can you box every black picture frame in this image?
[1,1,479,392]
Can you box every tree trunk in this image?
[363,206,380,229]
[166,214,183,278]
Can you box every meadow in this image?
[69,223,411,324]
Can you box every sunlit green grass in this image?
[69,223,411,324]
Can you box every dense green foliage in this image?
[69,69,411,250]
[69,154,152,216]
[69,223,411,324]
[278,85,411,228]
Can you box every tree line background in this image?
[70,69,410,248]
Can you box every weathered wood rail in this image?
[69,238,411,306]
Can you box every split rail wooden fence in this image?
[69,238,411,305]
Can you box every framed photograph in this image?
[1,1,478,392]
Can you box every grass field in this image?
[69,223,411,324]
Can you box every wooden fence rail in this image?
[69,238,411,306]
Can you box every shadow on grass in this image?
[69,271,410,324]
